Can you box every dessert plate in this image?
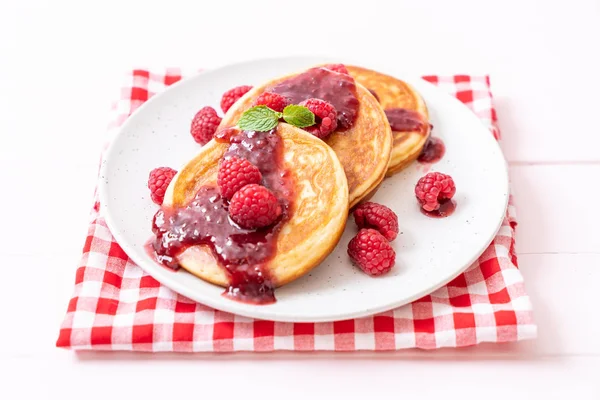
[100,57,509,322]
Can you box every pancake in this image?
[162,123,349,290]
[218,66,392,208]
[346,66,431,176]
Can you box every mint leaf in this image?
[237,106,282,132]
[282,105,315,128]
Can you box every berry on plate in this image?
[148,167,177,205]
[220,85,253,113]
[414,172,456,212]
[353,202,399,241]
[347,228,396,276]
[190,106,222,145]
[229,184,282,229]
[217,157,262,200]
[299,98,338,139]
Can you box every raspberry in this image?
[414,172,456,212]
[353,202,399,241]
[299,98,338,139]
[254,92,289,112]
[148,167,177,205]
[323,64,349,75]
[229,184,282,229]
[190,106,222,145]
[348,229,396,276]
[217,157,262,200]
[220,85,253,113]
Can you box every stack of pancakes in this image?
[164,65,430,289]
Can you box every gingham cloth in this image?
[56,69,536,351]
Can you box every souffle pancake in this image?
[346,66,431,176]
[219,66,392,208]
[155,123,348,302]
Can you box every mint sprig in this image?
[237,103,316,132]
[282,105,315,128]
[238,106,281,132]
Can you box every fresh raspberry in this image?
[217,157,263,200]
[353,202,399,241]
[190,106,222,145]
[299,98,338,139]
[229,184,282,229]
[347,229,396,276]
[323,64,349,75]
[148,167,177,205]
[220,85,253,113]
[254,92,289,112]
[414,172,456,212]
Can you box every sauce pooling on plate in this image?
[418,136,445,164]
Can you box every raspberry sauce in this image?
[385,108,446,165]
[269,67,359,131]
[368,89,380,102]
[421,199,456,218]
[151,129,293,304]
[384,108,427,132]
[417,136,446,164]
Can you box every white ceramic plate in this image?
[99,56,508,322]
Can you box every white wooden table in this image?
[1,1,599,398]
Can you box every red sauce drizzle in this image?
[417,136,446,164]
[385,108,446,165]
[150,129,293,304]
[384,108,427,132]
[269,67,359,131]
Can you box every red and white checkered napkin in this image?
[56,70,536,351]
